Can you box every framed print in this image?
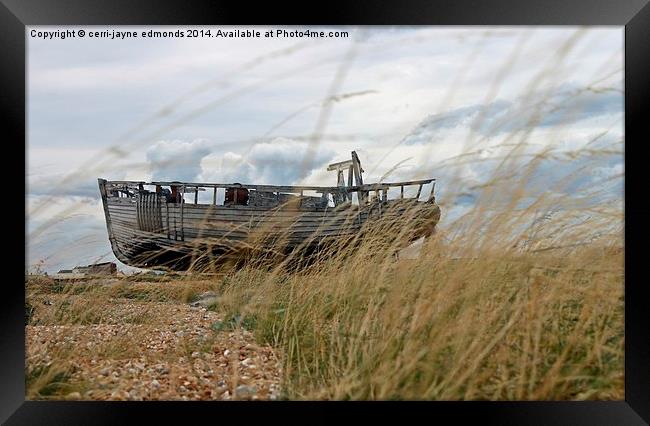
[3,0,649,423]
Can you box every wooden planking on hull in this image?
[106,207,429,249]
[109,218,360,245]
[109,205,367,224]
[108,201,427,230]
[107,198,363,216]
[107,205,367,229]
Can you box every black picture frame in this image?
[4,0,649,423]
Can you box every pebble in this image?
[156,366,170,375]
[235,385,257,399]
[241,358,255,368]
[25,282,283,401]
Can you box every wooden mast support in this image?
[351,151,365,204]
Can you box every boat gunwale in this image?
[103,179,436,193]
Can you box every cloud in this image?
[199,137,336,185]
[146,139,212,181]
[538,88,622,127]
[403,100,511,145]
[403,84,622,145]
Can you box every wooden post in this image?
[173,203,177,240]
[378,191,382,215]
[194,187,198,204]
[180,185,185,241]
[351,151,365,203]
[213,187,217,205]
[166,202,170,239]
[428,181,436,201]
[401,185,404,199]
[416,184,423,200]
[347,165,353,201]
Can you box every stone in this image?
[190,292,220,308]
[234,385,257,399]
[211,321,226,332]
[155,366,170,375]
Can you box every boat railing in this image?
[101,178,436,207]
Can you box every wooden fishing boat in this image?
[98,151,441,270]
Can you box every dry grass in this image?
[209,213,623,400]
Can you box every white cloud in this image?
[146,139,212,181]
[199,137,336,185]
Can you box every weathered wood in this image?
[327,159,354,171]
[151,181,342,193]
[166,202,170,239]
[98,151,440,270]
[180,186,185,241]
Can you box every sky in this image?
[26,26,624,273]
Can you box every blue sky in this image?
[26,26,623,273]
